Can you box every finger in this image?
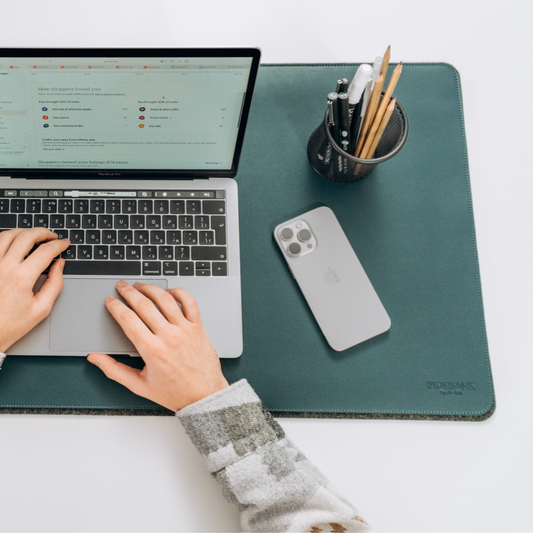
[0,229,26,258]
[116,280,169,334]
[23,237,70,275]
[4,228,60,264]
[87,352,147,398]
[133,282,186,327]
[166,287,202,324]
[104,295,153,352]
[33,258,65,319]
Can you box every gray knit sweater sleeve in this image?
[176,379,370,532]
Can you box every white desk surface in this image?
[0,1,532,531]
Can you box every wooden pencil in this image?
[361,98,396,159]
[380,45,391,80]
[358,62,402,158]
[354,74,384,157]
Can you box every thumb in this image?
[33,258,65,317]
[88,352,145,396]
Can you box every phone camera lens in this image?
[298,229,312,242]
[287,242,301,256]
[280,227,293,241]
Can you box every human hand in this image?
[0,228,70,352]
[87,281,229,412]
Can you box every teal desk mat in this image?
[0,64,495,420]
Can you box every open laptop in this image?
[0,47,261,358]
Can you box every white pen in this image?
[347,64,373,151]
[371,56,383,87]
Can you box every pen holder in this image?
[307,97,409,183]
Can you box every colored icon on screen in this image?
[42,115,48,120]
[43,124,49,128]
[139,116,145,120]
[138,124,144,128]
[139,107,145,111]
[42,107,48,111]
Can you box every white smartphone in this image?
[273,206,391,351]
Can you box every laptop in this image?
[0,47,261,358]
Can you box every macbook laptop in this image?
[0,47,261,358]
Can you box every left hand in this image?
[0,228,70,352]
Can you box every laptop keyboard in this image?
[0,189,228,277]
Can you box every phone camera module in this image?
[280,227,294,241]
[298,229,312,242]
[287,242,301,256]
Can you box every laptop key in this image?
[143,261,161,276]
[162,215,177,229]
[110,246,125,260]
[43,199,57,213]
[58,199,73,213]
[130,215,145,229]
[159,246,174,260]
[102,230,117,244]
[118,230,133,244]
[0,199,9,212]
[167,230,181,244]
[0,214,17,228]
[195,216,209,229]
[106,200,121,213]
[90,199,105,213]
[150,231,165,245]
[50,215,65,228]
[114,215,129,229]
[28,199,41,213]
[78,245,92,259]
[154,200,169,214]
[203,200,225,214]
[163,261,178,276]
[86,230,101,244]
[126,246,141,260]
[138,200,153,214]
[63,261,141,276]
[211,216,226,245]
[170,200,185,214]
[11,199,25,213]
[122,200,137,213]
[212,262,227,276]
[94,245,109,260]
[69,229,84,243]
[191,246,226,261]
[74,200,89,213]
[66,215,81,228]
[98,214,113,229]
[146,216,161,229]
[195,261,211,276]
[18,214,33,228]
[82,215,97,229]
[175,246,190,260]
[179,262,194,276]
[142,246,158,260]
[178,215,193,229]
[187,200,201,214]
[199,230,214,245]
[134,230,149,244]
[62,245,77,260]
[183,231,197,245]
[34,215,49,227]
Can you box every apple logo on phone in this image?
[324,267,340,285]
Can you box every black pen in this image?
[337,92,350,153]
[336,78,349,94]
[327,92,340,146]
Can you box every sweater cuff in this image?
[176,379,285,473]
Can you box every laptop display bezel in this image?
[0,47,261,180]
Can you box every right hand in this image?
[87,281,229,412]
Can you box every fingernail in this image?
[116,280,127,287]
[105,296,115,303]
[133,282,143,288]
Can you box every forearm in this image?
[177,379,370,532]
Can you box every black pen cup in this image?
[307,97,409,182]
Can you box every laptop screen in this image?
[0,48,260,178]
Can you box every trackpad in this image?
[50,278,168,353]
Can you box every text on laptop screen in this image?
[0,56,253,171]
